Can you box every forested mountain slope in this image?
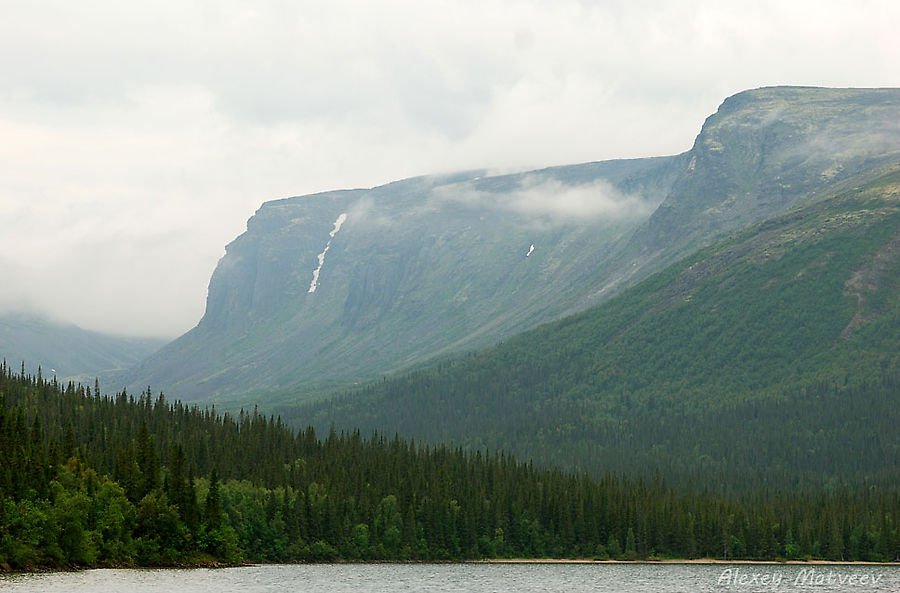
[118,86,900,406]
[290,164,900,491]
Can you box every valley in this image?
[3,86,899,569]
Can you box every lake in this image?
[1,562,898,592]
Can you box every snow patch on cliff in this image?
[308,213,348,293]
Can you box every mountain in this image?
[584,86,900,303]
[120,157,684,403]
[290,163,900,490]
[0,312,165,382]
[121,86,900,405]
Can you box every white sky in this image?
[2,0,899,337]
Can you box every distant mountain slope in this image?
[0,313,165,382]
[290,164,900,490]
[121,86,900,406]
[120,157,684,402]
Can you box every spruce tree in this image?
[205,467,222,529]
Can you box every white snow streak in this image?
[308,212,347,293]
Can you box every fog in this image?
[433,176,656,222]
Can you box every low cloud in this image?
[1,0,898,337]
[434,176,655,222]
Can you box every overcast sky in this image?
[2,0,899,338]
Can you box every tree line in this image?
[1,362,898,569]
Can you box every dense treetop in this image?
[2,366,897,569]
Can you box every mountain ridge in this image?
[289,162,900,489]
[119,155,685,402]
[117,86,900,406]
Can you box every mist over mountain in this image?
[633,87,900,257]
[118,157,683,402]
[117,86,900,406]
[0,312,165,382]
[294,162,900,489]
[586,87,900,304]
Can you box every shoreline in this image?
[476,558,900,566]
[4,559,898,574]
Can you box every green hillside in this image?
[288,164,900,491]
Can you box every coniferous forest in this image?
[287,170,900,494]
[1,363,898,569]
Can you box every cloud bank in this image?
[434,177,655,222]
[1,0,898,336]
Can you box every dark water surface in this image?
[1,562,898,592]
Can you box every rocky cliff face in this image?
[123,158,682,402]
[120,86,900,405]
[634,87,900,260]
